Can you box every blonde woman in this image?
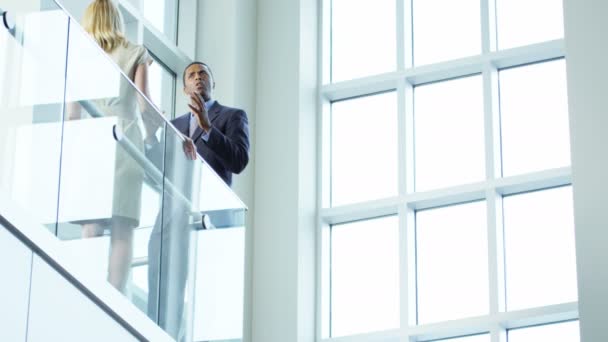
[69,0,157,293]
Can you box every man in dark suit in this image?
[145,61,250,340]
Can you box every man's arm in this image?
[204,109,250,174]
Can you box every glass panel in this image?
[150,124,246,341]
[331,92,398,207]
[0,6,69,232]
[193,227,246,341]
[508,321,580,342]
[56,12,167,325]
[499,60,570,177]
[413,0,481,66]
[496,0,564,50]
[416,201,488,324]
[503,187,578,311]
[331,216,400,337]
[144,124,186,339]
[331,0,396,82]
[414,76,485,192]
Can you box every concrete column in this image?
[563,1,608,341]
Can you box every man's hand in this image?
[188,92,211,132]
[182,137,197,160]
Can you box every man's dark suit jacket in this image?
[171,101,250,186]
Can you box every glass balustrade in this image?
[0,2,247,341]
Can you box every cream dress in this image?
[92,41,151,227]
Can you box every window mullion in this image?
[481,0,497,54]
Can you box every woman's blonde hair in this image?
[82,0,126,53]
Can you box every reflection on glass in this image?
[429,334,490,342]
[147,125,197,340]
[503,187,578,311]
[331,92,398,207]
[508,321,580,342]
[414,76,485,192]
[331,216,400,337]
[0,9,68,229]
[416,201,488,324]
[496,0,564,50]
[331,0,396,82]
[413,0,481,66]
[499,60,570,177]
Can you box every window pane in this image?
[427,335,490,342]
[503,187,578,311]
[143,0,178,42]
[496,0,564,50]
[414,76,485,192]
[416,202,488,324]
[499,60,570,177]
[413,0,481,66]
[331,0,396,82]
[331,92,398,206]
[508,321,580,342]
[331,216,400,337]
[148,57,175,119]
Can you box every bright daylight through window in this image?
[320,0,576,340]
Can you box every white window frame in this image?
[317,0,576,341]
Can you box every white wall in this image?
[27,255,140,342]
[194,1,259,341]
[563,1,608,341]
[0,227,32,342]
[0,224,148,342]
[196,0,318,341]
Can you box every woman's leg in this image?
[107,216,135,292]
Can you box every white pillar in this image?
[252,0,317,341]
[563,1,608,341]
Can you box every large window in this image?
[125,0,178,42]
[148,55,176,119]
[320,0,576,341]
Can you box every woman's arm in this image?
[134,61,162,142]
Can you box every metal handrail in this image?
[79,99,204,225]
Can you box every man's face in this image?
[184,63,214,101]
